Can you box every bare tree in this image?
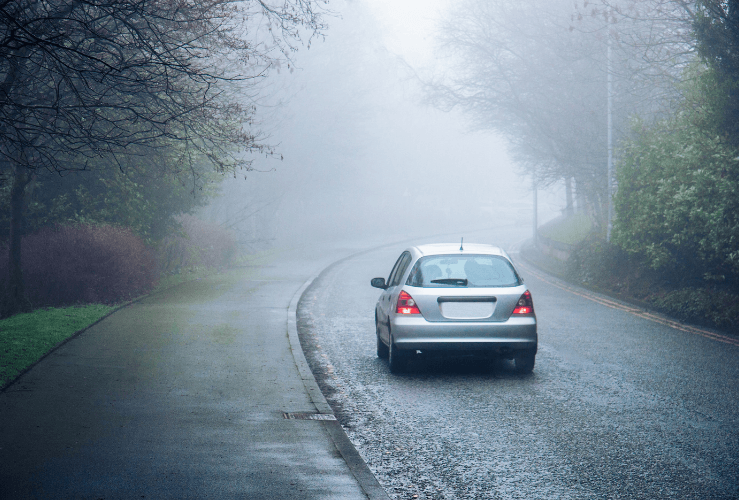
[428,0,704,227]
[428,0,614,221]
[575,0,696,110]
[0,0,327,314]
[585,0,739,140]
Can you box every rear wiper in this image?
[430,278,468,286]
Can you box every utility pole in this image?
[533,175,538,244]
[606,11,614,242]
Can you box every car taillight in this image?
[396,290,420,314]
[512,290,534,315]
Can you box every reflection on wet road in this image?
[298,237,739,500]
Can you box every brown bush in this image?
[157,215,236,274]
[0,225,157,308]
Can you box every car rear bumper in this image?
[390,315,537,352]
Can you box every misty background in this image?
[201,0,565,251]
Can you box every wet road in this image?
[297,232,739,500]
[0,247,371,500]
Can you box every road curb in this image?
[284,229,525,500]
[287,272,392,500]
[287,276,333,414]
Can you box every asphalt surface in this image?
[3,229,738,500]
[0,246,384,500]
[297,234,739,499]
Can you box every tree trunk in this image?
[575,178,587,217]
[565,177,574,216]
[5,165,31,316]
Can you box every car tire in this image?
[388,334,408,373]
[376,321,389,359]
[513,349,536,374]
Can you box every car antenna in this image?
[460,237,464,251]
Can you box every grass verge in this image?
[538,213,592,245]
[153,247,282,292]
[0,304,114,389]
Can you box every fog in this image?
[203,0,565,251]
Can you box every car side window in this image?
[389,252,412,287]
[386,254,404,286]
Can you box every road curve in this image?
[0,246,374,500]
[297,237,739,500]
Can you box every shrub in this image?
[0,225,157,309]
[649,287,739,332]
[567,235,634,290]
[613,66,739,286]
[156,214,236,274]
[565,235,739,334]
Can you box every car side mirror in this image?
[371,277,388,289]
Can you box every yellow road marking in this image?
[516,259,739,348]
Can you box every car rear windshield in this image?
[406,254,521,288]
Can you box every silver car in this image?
[371,243,537,373]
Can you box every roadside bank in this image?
[519,215,739,338]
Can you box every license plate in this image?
[440,301,494,319]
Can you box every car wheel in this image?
[513,349,536,374]
[376,320,389,359]
[388,334,408,373]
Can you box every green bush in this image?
[0,159,218,245]
[538,64,739,334]
[565,236,739,334]
[566,235,649,296]
[649,287,739,331]
[613,66,739,287]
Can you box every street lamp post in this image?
[533,175,538,244]
[606,11,614,242]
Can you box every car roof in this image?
[412,243,507,257]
